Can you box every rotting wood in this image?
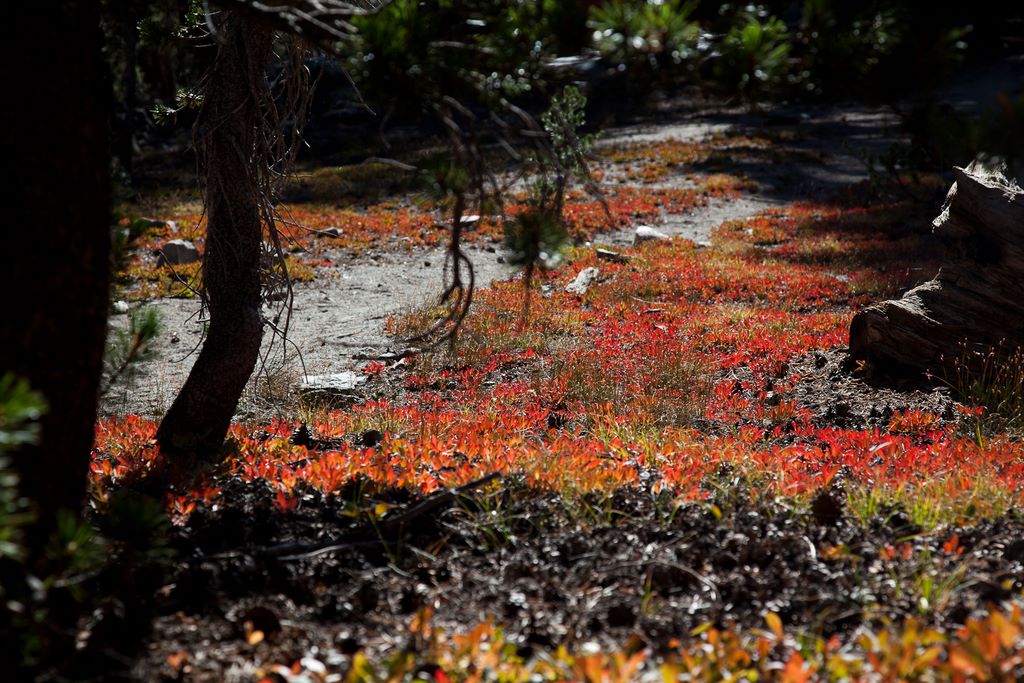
[849,161,1024,376]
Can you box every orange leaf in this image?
[766,612,784,640]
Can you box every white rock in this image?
[158,239,200,265]
[111,300,130,315]
[595,248,630,263]
[633,225,669,244]
[300,371,367,396]
[433,215,481,230]
[566,266,600,295]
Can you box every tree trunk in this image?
[849,162,1024,376]
[1,1,111,552]
[155,14,272,460]
[115,1,139,179]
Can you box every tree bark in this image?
[114,1,140,179]
[849,162,1024,376]
[1,1,111,552]
[155,15,272,459]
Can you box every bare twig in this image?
[216,0,389,43]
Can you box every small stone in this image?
[566,267,600,295]
[158,239,200,265]
[497,255,506,264]
[300,658,327,675]
[433,215,480,230]
[318,227,343,238]
[633,225,669,244]
[595,248,630,263]
[300,372,367,397]
[111,300,130,315]
[424,261,431,267]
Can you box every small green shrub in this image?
[795,1,977,106]
[101,305,162,398]
[0,375,46,671]
[713,9,793,101]
[588,0,700,86]
[531,0,592,54]
[0,374,46,560]
[797,0,901,98]
[1,372,172,678]
[504,86,597,276]
[344,0,543,119]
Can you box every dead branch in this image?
[215,0,390,43]
[266,472,502,561]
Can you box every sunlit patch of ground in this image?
[110,136,757,301]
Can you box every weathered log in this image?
[849,162,1024,376]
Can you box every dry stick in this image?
[265,471,503,562]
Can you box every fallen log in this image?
[849,161,1024,377]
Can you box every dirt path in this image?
[103,107,893,419]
